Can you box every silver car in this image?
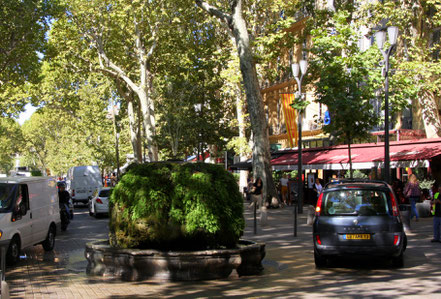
[88,187,113,217]
[313,180,407,268]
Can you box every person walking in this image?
[280,174,289,206]
[431,186,441,242]
[404,174,421,221]
[250,177,267,225]
[246,176,254,202]
[313,178,323,201]
[250,177,263,207]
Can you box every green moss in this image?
[109,162,245,250]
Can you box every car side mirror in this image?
[20,203,27,216]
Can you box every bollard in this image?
[294,201,298,237]
[400,204,411,232]
[254,203,257,235]
[307,205,315,225]
[1,280,10,299]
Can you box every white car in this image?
[88,187,113,217]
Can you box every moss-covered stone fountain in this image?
[85,162,265,281]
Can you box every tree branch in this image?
[195,1,232,27]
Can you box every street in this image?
[5,204,441,298]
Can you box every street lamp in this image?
[375,26,398,184]
[291,59,308,224]
[194,103,202,161]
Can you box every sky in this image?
[17,103,37,125]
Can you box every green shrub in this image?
[232,172,240,181]
[344,169,368,179]
[31,170,42,176]
[109,162,245,251]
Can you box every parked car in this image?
[313,179,407,268]
[88,187,113,217]
[0,177,60,265]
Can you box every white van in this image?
[0,177,60,265]
[66,166,102,205]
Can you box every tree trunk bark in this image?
[127,96,143,163]
[418,90,441,138]
[138,87,158,161]
[195,0,278,205]
[236,91,248,193]
[229,1,277,205]
[116,79,143,163]
[347,135,353,179]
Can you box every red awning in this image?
[271,138,441,170]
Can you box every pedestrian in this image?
[250,177,267,225]
[110,172,117,187]
[280,173,289,206]
[250,177,263,207]
[246,176,254,201]
[313,178,323,200]
[58,184,71,215]
[431,186,441,242]
[403,174,421,221]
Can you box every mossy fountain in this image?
[85,162,265,281]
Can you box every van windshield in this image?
[0,183,18,213]
[322,189,390,216]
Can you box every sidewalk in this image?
[4,204,441,298]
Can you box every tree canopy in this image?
[0,0,60,116]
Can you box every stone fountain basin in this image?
[85,239,265,281]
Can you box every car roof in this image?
[324,179,391,191]
[0,177,56,184]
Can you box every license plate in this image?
[344,234,370,240]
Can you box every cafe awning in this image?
[271,138,441,171]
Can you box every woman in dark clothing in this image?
[250,177,263,207]
[403,174,421,221]
[251,177,267,225]
[253,177,263,196]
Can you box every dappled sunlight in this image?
[5,203,441,297]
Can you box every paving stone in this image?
[4,204,441,298]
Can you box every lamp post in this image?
[375,26,398,184]
[194,103,202,161]
[292,59,308,225]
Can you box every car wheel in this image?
[314,249,327,268]
[42,225,56,251]
[392,252,404,268]
[6,236,20,266]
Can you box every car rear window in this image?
[322,189,390,216]
[99,189,112,197]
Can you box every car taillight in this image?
[394,235,400,246]
[390,191,399,216]
[96,198,103,204]
[316,235,322,245]
[315,193,323,216]
[72,189,75,196]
